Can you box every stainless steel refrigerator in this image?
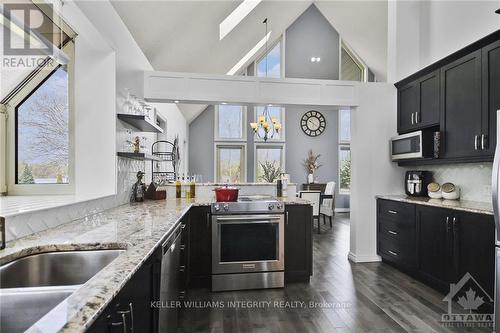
[492,110,500,332]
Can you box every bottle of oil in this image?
[190,174,196,198]
[175,175,181,198]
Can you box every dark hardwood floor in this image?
[179,213,492,333]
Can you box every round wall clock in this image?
[301,111,326,137]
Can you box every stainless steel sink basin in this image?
[0,249,125,288]
[1,286,78,333]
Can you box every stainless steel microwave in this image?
[391,130,438,161]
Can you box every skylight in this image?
[226,31,271,75]
[219,0,262,40]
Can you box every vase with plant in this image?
[302,149,322,183]
[258,161,282,183]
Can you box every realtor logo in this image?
[441,272,493,328]
[1,2,56,56]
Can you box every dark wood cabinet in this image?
[440,50,483,159]
[187,206,211,288]
[397,71,440,134]
[377,199,495,309]
[415,205,453,291]
[87,250,160,333]
[284,205,313,283]
[482,39,500,156]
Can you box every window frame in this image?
[214,104,247,142]
[253,143,286,183]
[338,109,351,194]
[254,38,284,78]
[253,106,286,142]
[5,41,75,195]
[214,142,247,183]
[339,40,368,83]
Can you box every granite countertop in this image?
[376,194,493,215]
[1,196,309,333]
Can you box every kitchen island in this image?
[0,196,311,333]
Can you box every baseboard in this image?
[348,252,381,263]
[335,208,350,213]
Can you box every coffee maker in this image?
[405,171,432,197]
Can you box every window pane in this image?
[339,146,351,192]
[217,147,243,183]
[257,42,281,78]
[217,105,243,139]
[339,109,351,142]
[256,147,283,182]
[255,106,282,140]
[16,67,69,184]
[341,48,363,82]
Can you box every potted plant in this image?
[302,150,322,183]
[258,161,282,183]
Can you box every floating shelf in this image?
[117,152,161,161]
[117,113,164,133]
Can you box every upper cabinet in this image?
[398,71,440,133]
[395,30,500,164]
[440,50,483,159]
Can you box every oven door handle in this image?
[215,216,282,222]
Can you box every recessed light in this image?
[174,100,179,103]
[316,57,321,62]
[221,102,227,105]
[310,57,321,63]
[267,104,273,107]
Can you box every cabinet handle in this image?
[415,112,419,124]
[452,217,457,233]
[411,112,415,125]
[481,134,487,150]
[121,313,128,333]
[388,210,398,214]
[286,211,289,225]
[388,250,398,256]
[179,265,186,272]
[179,290,186,300]
[446,216,451,232]
[206,213,210,229]
[129,303,134,333]
[388,230,398,235]
[474,135,479,150]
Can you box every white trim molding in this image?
[347,252,381,263]
[143,71,359,107]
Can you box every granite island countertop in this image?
[376,194,493,215]
[1,196,309,333]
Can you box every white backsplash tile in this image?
[410,162,492,202]
[4,157,146,242]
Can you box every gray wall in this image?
[188,105,214,182]
[285,106,349,208]
[285,5,340,80]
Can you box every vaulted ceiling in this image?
[110,0,388,122]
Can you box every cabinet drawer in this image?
[378,235,414,268]
[377,199,415,223]
[378,219,414,241]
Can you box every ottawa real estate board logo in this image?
[441,272,493,328]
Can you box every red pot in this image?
[213,186,239,202]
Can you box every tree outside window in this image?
[339,109,351,193]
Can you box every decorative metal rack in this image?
[151,140,178,184]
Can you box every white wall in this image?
[349,83,405,262]
[61,1,117,197]
[388,0,500,82]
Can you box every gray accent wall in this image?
[188,105,214,182]
[285,5,340,80]
[285,106,349,209]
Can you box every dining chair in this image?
[320,181,336,229]
[298,190,322,234]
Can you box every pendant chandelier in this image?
[249,18,282,142]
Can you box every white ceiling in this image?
[110,0,388,122]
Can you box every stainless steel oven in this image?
[390,129,438,161]
[211,199,285,291]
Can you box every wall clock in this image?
[301,111,326,137]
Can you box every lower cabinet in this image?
[285,204,313,283]
[187,206,211,288]
[377,199,495,312]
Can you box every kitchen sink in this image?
[0,249,125,288]
[0,249,125,333]
[1,286,78,333]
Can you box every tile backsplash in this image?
[4,157,145,242]
[411,162,492,202]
